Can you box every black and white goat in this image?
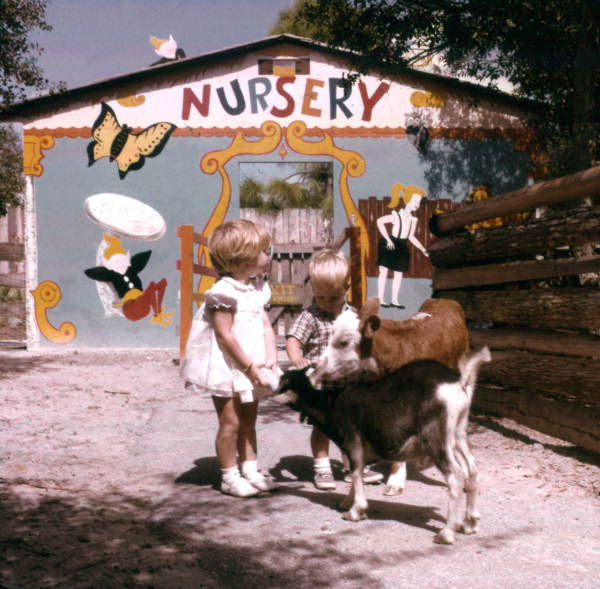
[275,347,491,545]
[311,297,470,496]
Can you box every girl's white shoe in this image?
[243,470,279,492]
[221,475,260,497]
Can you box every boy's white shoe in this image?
[243,469,279,491]
[221,476,260,497]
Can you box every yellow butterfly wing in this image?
[115,122,176,179]
[88,103,122,162]
[88,102,176,179]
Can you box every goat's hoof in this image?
[342,510,366,522]
[433,528,455,545]
[459,517,480,535]
[383,484,403,496]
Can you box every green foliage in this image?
[0,286,23,302]
[0,0,54,216]
[269,0,321,37]
[0,125,24,214]
[239,178,264,208]
[282,0,600,178]
[240,162,333,214]
[0,0,52,107]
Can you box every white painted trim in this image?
[23,176,39,349]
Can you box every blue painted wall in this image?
[34,130,530,347]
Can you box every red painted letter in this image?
[182,86,211,119]
[270,77,296,118]
[358,81,390,122]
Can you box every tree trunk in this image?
[438,288,600,331]
[470,326,600,359]
[429,204,600,268]
[480,350,600,406]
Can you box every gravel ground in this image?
[1,348,599,589]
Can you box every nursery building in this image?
[0,34,538,350]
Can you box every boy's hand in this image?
[293,357,312,369]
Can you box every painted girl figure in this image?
[376,184,429,308]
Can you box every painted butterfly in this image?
[87,102,176,179]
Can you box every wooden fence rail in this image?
[430,164,600,453]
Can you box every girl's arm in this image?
[407,216,428,256]
[263,309,277,369]
[212,309,267,385]
[376,213,394,246]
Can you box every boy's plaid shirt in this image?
[286,301,354,364]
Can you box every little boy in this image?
[285,249,383,490]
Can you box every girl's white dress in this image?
[181,276,271,400]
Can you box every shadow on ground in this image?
[471,413,600,468]
[0,484,385,589]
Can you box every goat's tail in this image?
[459,347,491,399]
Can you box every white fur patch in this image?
[435,382,466,423]
[412,312,432,320]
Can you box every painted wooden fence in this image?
[240,208,332,246]
[429,164,600,453]
[358,196,457,278]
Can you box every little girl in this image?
[182,219,279,497]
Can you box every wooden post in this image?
[431,164,600,233]
[347,225,363,307]
[177,225,194,361]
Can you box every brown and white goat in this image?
[312,297,470,495]
[276,347,490,544]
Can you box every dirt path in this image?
[1,349,599,588]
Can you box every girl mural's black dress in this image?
[377,210,410,271]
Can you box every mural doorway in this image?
[239,161,333,342]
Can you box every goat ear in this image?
[363,315,381,337]
[359,297,380,319]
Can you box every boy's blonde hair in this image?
[308,249,350,291]
[209,219,272,276]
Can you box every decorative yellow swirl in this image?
[197,121,282,294]
[286,121,368,304]
[30,280,77,343]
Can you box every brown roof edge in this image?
[0,34,544,123]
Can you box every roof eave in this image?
[0,34,544,123]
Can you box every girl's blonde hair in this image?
[209,219,272,276]
[388,183,426,209]
[308,249,350,291]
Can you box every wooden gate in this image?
[0,206,25,344]
[429,164,600,453]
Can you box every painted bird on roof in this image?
[149,34,186,65]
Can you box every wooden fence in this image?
[429,164,600,453]
[240,208,332,246]
[0,206,26,342]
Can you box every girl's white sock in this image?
[221,465,241,482]
[240,459,259,476]
[313,457,331,472]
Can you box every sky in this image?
[31,0,295,92]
